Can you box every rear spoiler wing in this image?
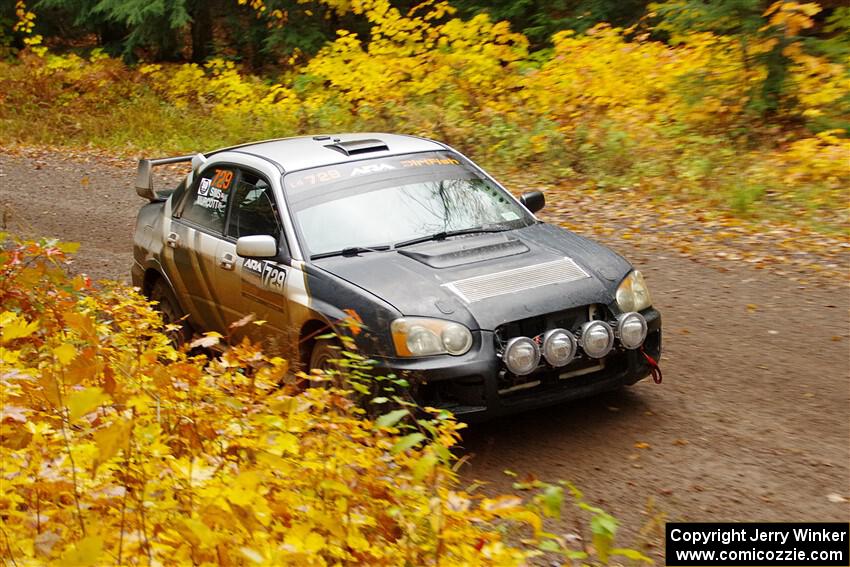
[135,154,206,201]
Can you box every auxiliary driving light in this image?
[503,336,540,376]
[579,320,614,358]
[542,328,577,367]
[616,312,648,350]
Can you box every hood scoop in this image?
[397,233,529,269]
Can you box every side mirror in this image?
[519,190,545,214]
[236,235,278,259]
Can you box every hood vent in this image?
[443,257,590,303]
[398,234,528,268]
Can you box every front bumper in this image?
[373,307,661,421]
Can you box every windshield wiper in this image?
[393,226,509,249]
[310,245,391,260]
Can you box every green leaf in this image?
[413,451,438,481]
[538,538,563,552]
[590,512,618,537]
[374,408,409,428]
[433,443,451,464]
[540,484,564,518]
[391,432,426,454]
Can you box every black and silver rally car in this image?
[132,133,661,419]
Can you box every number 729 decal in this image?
[243,258,286,292]
[262,263,286,290]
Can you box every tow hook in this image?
[640,347,662,384]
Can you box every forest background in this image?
[1,0,849,233]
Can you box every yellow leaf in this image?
[634,441,651,449]
[65,350,99,386]
[182,517,217,547]
[240,547,265,563]
[347,532,370,552]
[304,532,326,553]
[93,420,131,471]
[67,387,108,422]
[59,535,103,566]
[270,432,299,455]
[53,343,77,365]
[57,241,81,254]
[64,311,97,339]
[1,312,39,344]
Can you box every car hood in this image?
[312,223,632,330]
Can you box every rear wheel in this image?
[150,279,191,345]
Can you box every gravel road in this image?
[2,149,847,557]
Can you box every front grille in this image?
[495,305,594,345]
[494,304,614,384]
[443,257,589,303]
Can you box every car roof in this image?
[213,133,449,172]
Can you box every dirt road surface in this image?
[2,149,848,557]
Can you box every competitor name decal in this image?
[196,178,227,210]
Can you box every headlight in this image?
[616,270,652,312]
[579,320,614,358]
[616,312,647,349]
[391,318,473,357]
[542,329,577,367]
[503,336,540,375]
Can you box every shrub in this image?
[0,237,539,565]
[0,237,653,565]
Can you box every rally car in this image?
[131,133,661,418]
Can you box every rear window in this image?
[181,166,236,233]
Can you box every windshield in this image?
[283,152,535,257]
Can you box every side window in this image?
[180,166,237,233]
[227,172,282,239]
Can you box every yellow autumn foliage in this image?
[0,0,847,229]
[2,238,558,565]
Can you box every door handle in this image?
[220,253,235,271]
[166,231,180,248]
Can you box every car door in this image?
[162,165,239,334]
[224,168,293,351]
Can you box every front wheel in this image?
[150,279,191,345]
[309,338,343,373]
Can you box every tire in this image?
[150,279,191,345]
[309,338,343,373]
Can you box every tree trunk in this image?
[190,0,213,63]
